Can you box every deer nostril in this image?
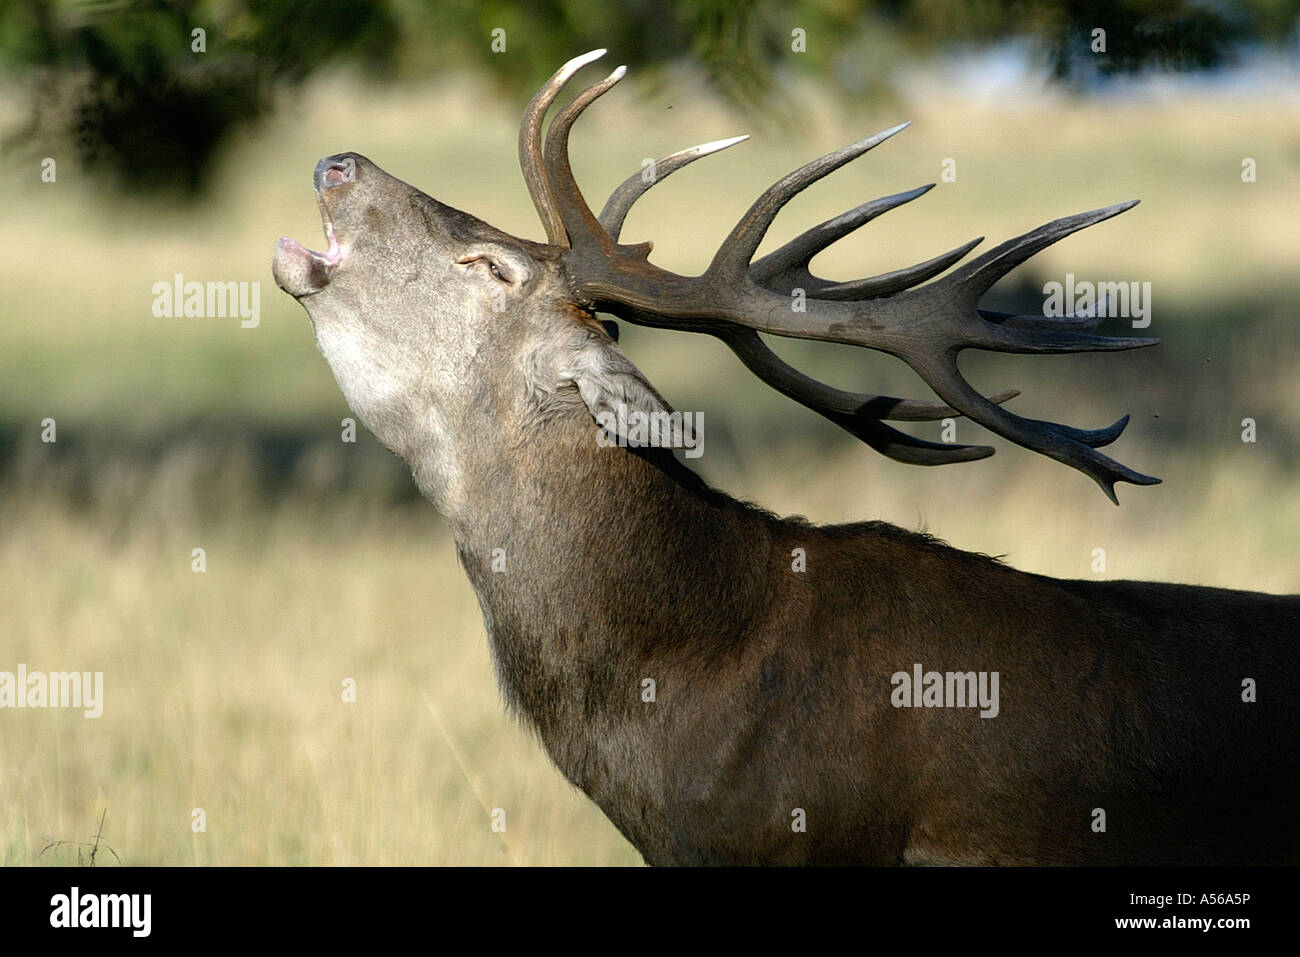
[315,155,357,191]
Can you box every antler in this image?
[520,50,1160,501]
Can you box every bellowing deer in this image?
[273,51,1298,865]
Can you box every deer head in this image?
[273,49,1158,505]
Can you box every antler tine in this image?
[750,184,937,290]
[519,48,609,246]
[715,326,1021,465]
[709,123,911,275]
[600,136,750,239]
[541,62,628,250]
[816,237,985,300]
[909,355,1159,502]
[744,184,986,303]
[970,321,1157,355]
[950,201,1140,300]
[715,330,1018,430]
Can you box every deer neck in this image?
[415,401,774,749]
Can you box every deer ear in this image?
[546,329,681,448]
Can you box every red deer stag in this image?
[272,51,1298,865]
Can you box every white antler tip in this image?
[698,135,750,154]
[563,49,608,74]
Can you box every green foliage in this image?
[1,0,1296,195]
[2,0,400,192]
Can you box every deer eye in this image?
[454,254,511,283]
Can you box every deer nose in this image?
[315,154,358,191]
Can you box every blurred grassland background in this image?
[2,57,1298,864]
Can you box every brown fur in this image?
[456,421,1299,865]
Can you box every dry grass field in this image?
[1,67,1296,864]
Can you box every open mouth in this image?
[273,188,343,298]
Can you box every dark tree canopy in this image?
[1,0,1294,195]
